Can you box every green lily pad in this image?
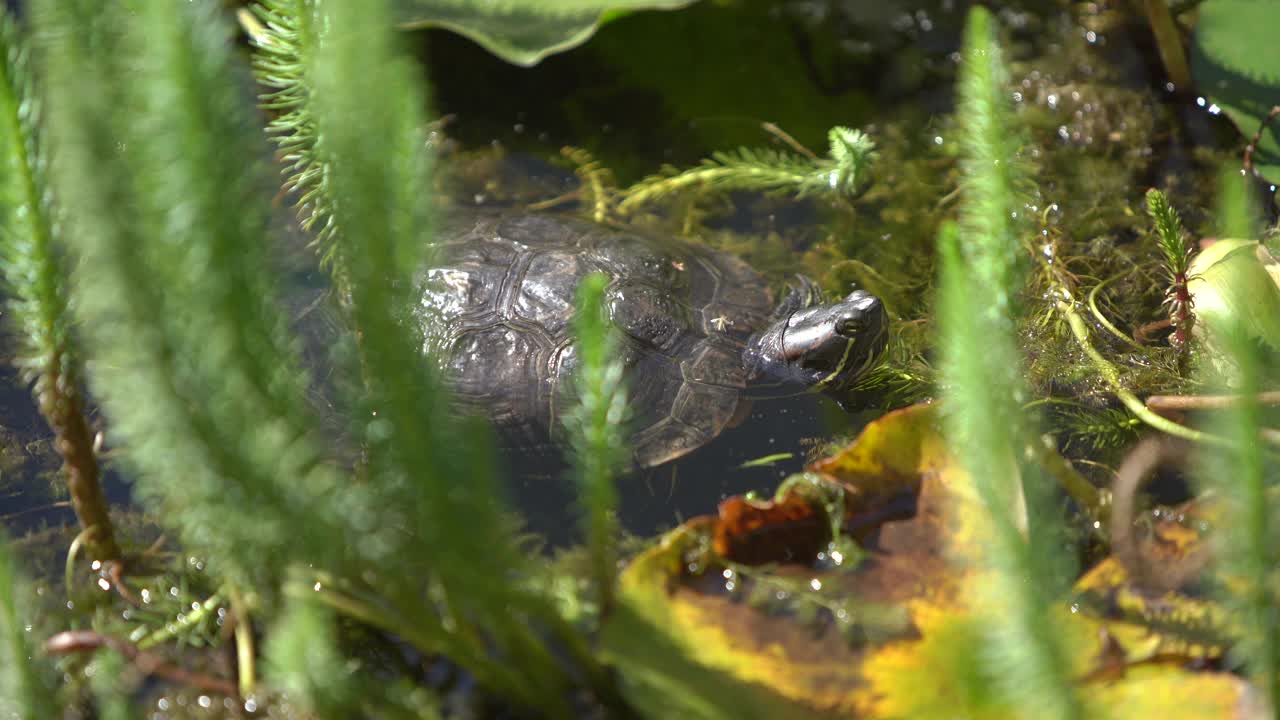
[392,0,699,66]
[1190,0,1280,184]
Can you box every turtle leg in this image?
[770,274,825,321]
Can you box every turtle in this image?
[413,211,889,469]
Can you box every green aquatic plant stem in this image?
[37,0,350,592]
[562,146,614,222]
[1057,299,1240,449]
[566,273,625,616]
[229,586,257,698]
[1207,322,1277,712]
[942,7,1083,719]
[0,538,59,718]
[308,0,585,712]
[1086,270,1143,350]
[266,598,360,718]
[618,126,875,214]
[1145,188,1194,360]
[1200,165,1278,714]
[940,228,1082,720]
[0,12,119,562]
[133,592,224,650]
[1139,0,1191,91]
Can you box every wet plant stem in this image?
[1086,271,1143,350]
[1147,391,1280,411]
[46,630,237,696]
[133,592,224,650]
[228,585,255,697]
[45,389,120,563]
[1137,0,1191,91]
[1057,300,1234,448]
[1026,436,1105,522]
[1243,106,1280,178]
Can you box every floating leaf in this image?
[608,403,1259,719]
[1190,0,1280,183]
[392,0,698,66]
[1187,239,1280,361]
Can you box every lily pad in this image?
[1190,0,1280,184]
[392,0,698,66]
[605,403,1259,718]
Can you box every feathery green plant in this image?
[36,0,602,711]
[1197,167,1277,714]
[249,0,346,275]
[0,537,59,719]
[0,11,118,561]
[565,272,627,615]
[617,125,876,214]
[1146,188,1194,353]
[35,0,350,592]
[297,0,603,713]
[938,7,1081,720]
[266,599,361,718]
[87,650,131,720]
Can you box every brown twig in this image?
[1133,317,1172,345]
[761,121,820,161]
[1110,436,1209,594]
[1243,105,1280,178]
[45,630,237,697]
[1146,390,1280,412]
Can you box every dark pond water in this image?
[0,0,1260,552]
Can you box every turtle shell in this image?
[417,212,775,468]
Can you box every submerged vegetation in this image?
[0,0,1278,717]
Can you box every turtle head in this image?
[746,289,888,398]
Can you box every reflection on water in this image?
[506,391,871,546]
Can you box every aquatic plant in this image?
[1196,167,1278,714]
[31,0,642,712]
[1146,188,1195,361]
[0,11,117,561]
[37,0,344,592]
[0,536,59,718]
[938,7,1082,719]
[565,272,628,614]
[0,0,1275,715]
[618,125,877,215]
[248,0,346,278]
